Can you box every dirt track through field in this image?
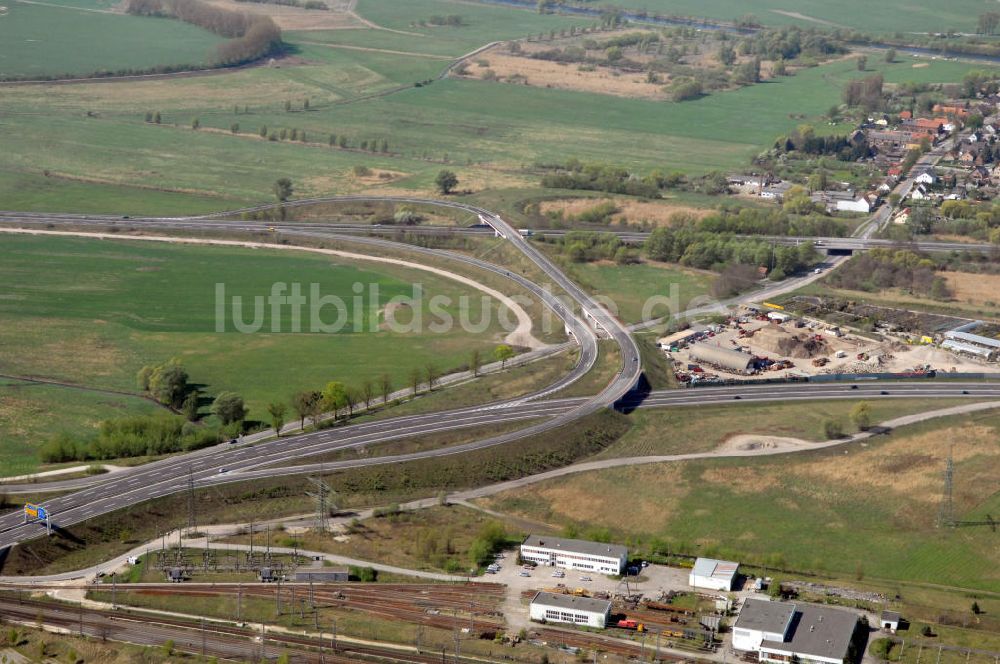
[0,227,548,349]
[293,41,452,59]
[454,400,1000,500]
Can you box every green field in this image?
[541,0,996,34]
[0,5,988,216]
[0,0,224,78]
[0,235,518,469]
[600,399,973,457]
[0,378,160,477]
[483,406,1000,592]
[562,260,714,324]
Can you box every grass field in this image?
[600,398,973,457]
[0,378,160,477]
[220,504,528,574]
[561,260,714,324]
[538,0,994,34]
[0,18,987,215]
[0,235,515,468]
[482,406,1000,592]
[795,277,1000,323]
[0,0,224,78]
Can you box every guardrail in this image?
[686,371,998,387]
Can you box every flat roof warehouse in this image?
[521,535,627,559]
[530,591,612,614]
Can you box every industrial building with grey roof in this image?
[733,599,859,664]
[688,343,755,374]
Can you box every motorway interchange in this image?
[2,198,999,664]
[1,198,997,550]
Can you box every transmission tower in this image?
[937,446,955,528]
[187,465,197,534]
[306,476,335,532]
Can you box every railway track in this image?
[85,581,507,634]
[0,595,446,663]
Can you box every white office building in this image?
[520,535,627,575]
[733,598,859,664]
[689,557,740,591]
[529,591,612,629]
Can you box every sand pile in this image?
[752,323,827,359]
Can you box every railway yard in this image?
[1,577,708,663]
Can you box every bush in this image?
[669,78,703,102]
[125,0,282,66]
[349,565,378,582]
[823,419,844,439]
[869,637,894,660]
[40,413,223,462]
[468,521,508,567]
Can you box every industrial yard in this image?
[661,306,996,384]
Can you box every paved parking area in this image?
[487,550,703,630]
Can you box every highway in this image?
[1,381,997,496]
[0,199,640,551]
[1,211,994,254]
[0,196,990,554]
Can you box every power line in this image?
[938,445,955,528]
[187,465,197,534]
[306,476,335,532]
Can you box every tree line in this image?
[538,159,732,198]
[699,205,848,237]
[234,0,327,9]
[125,0,282,66]
[645,227,819,279]
[284,345,516,432]
[772,129,870,162]
[825,248,950,299]
[40,359,247,462]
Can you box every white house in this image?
[914,170,937,185]
[733,599,859,664]
[520,535,627,575]
[910,183,930,200]
[529,591,612,629]
[835,194,874,214]
[689,558,739,591]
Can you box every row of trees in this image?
[773,128,871,162]
[729,25,844,62]
[234,0,327,9]
[40,413,223,462]
[40,358,254,462]
[282,345,515,432]
[125,0,282,66]
[646,227,818,278]
[540,163,662,198]
[699,204,849,237]
[538,159,734,198]
[826,249,951,299]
